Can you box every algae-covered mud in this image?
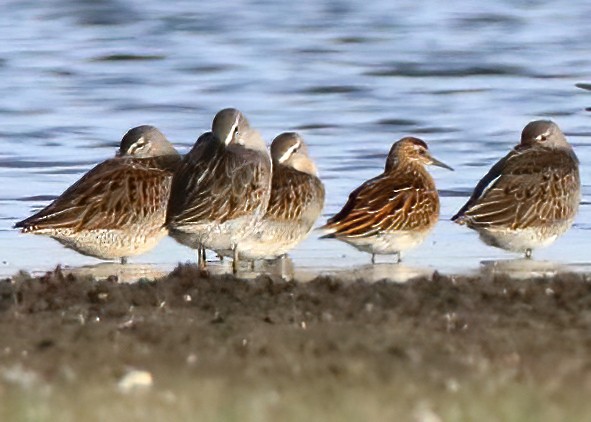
[1,265,591,421]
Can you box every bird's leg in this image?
[396,251,401,264]
[250,260,256,271]
[198,246,209,271]
[279,254,293,281]
[525,249,532,259]
[232,245,239,275]
[279,255,286,277]
[120,257,128,265]
[371,254,376,264]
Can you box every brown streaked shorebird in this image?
[452,120,580,258]
[15,126,181,263]
[320,137,452,263]
[233,132,325,261]
[165,108,272,273]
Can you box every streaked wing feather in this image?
[17,158,173,232]
[168,141,271,226]
[452,151,513,221]
[265,166,325,222]
[459,148,580,229]
[322,169,439,237]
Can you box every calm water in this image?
[1,0,591,277]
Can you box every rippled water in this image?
[1,0,591,277]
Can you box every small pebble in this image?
[118,370,153,393]
[186,354,198,365]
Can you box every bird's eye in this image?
[536,134,548,142]
[419,149,426,155]
[134,137,147,149]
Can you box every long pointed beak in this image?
[429,155,454,171]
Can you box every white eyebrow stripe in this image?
[133,136,146,149]
[278,139,301,163]
[224,115,241,145]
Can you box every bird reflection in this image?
[64,262,169,283]
[479,258,569,280]
[322,262,435,283]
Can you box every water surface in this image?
[1,0,591,277]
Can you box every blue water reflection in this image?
[1,0,590,276]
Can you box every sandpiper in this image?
[234,132,325,261]
[452,120,580,258]
[320,137,452,263]
[15,125,181,263]
[165,108,272,273]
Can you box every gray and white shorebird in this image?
[452,120,580,258]
[15,126,181,263]
[165,108,272,273]
[320,137,452,263]
[234,132,325,261]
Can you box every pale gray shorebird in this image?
[320,137,452,263]
[165,108,272,273]
[15,126,181,263]
[233,132,325,261]
[452,120,580,258]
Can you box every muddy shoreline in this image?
[1,264,591,420]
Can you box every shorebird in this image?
[15,125,181,263]
[452,120,580,258]
[235,132,325,261]
[320,137,452,263]
[165,108,272,273]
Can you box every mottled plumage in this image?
[165,108,272,272]
[452,120,580,257]
[15,125,180,262]
[237,132,325,259]
[320,137,452,262]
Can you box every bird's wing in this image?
[165,132,215,225]
[265,166,325,223]
[321,171,439,237]
[453,148,580,229]
[16,158,173,232]
[167,141,271,226]
[451,151,513,222]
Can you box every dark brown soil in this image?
[2,265,591,420]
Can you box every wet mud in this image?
[1,264,591,420]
